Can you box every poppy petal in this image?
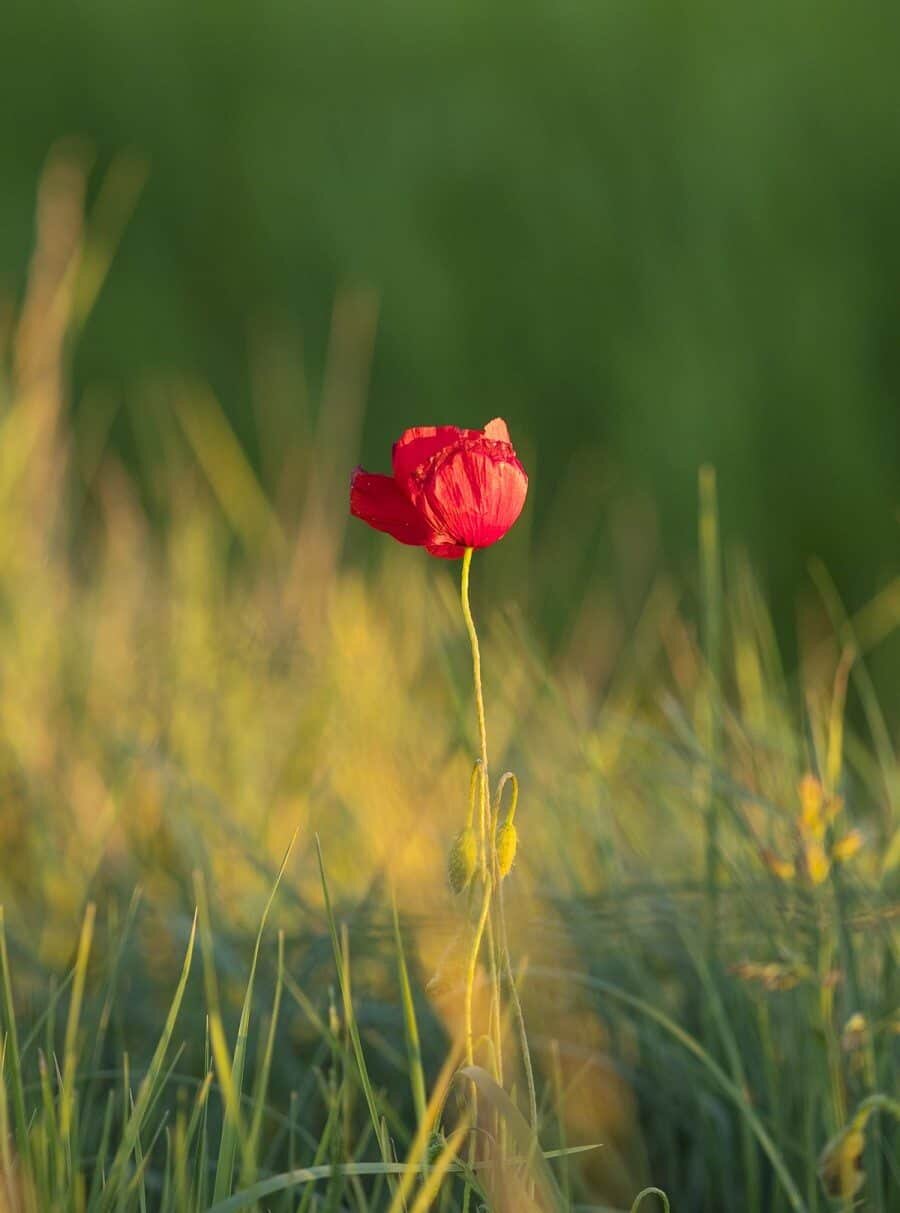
[349,468,434,546]
[482,417,511,443]
[392,426,473,494]
[424,535,468,559]
[421,441,528,549]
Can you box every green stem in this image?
[465,877,493,1069]
[493,772,537,1132]
[460,547,506,1111]
[486,913,503,1088]
[461,548,489,868]
[857,1093,900,1121]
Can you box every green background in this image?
[2,0,898,626]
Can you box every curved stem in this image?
[495,771,519,831]
[857,1093,900,1121]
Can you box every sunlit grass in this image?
[0,146,898,1211]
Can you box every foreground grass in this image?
[0,152,898,1210]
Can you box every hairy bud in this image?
[448,827,477,894]
[818,1122,866,1200]
[496,820,518,877]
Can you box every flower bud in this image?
[496,820,518,877]
[841,1012,867,1052]
[818,1120,867,1200]
[805,839,830,886]
[833,829,864,862]
[447,827,477,894]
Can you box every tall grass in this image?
[0,148,898,1211]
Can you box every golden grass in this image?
[0,143,898,1212]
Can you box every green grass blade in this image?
[458,1065,565,1213]
[245,929,286,1179]
[21,968,74,1058]
[315,836,389,1165]
[195,872,248,1200]
[87,1088,116,1210]
[205,1142,585,1213]
[100,911,197,1210]
[205,829,297,1199]
[391,892,426,1129]
[529,965,808,1213]
[206,1163,418,1213]
[0,906,31,1165]
[680,929,760,1211]
[0,1040,19,1213]
[60,903,97,1146]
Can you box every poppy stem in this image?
[460,546,505,1109]
[460,548,489,868]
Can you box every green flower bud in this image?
[818,1123,866,1200]
[818,1102,874,1202]
[448,827,477,894]
[496,820,518,877]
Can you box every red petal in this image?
[419,439,528,549]
[482,417,511,443]
[349,468,434,546]
[424,536,468,559]
[392,426,473,495]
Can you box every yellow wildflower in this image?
[761,848,796,881]
[799,774,826,837]
[841,1012,867,1053]
[805,839,831,886]
[832,828,864,863]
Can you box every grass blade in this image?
[100,912,197,1210]
[0,907,30,1166]
[391,892,427,1129]
[245,930,286,1179]
[458,1065,565,1213]
[528,966,808,1213]
[203,829,297,1199]
[59,904,97,1147]
[315,836,390,1166]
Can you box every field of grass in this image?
[1,148,899,1211]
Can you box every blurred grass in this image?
[2,0,900,646]
[0,113,899,1211]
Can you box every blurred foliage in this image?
[0,146,899,1209]
[2,0,899,646]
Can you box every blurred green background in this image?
[2,9,900,1206]
[2,0,898,634]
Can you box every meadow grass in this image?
[0,151,898,1211]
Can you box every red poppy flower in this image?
[350,418,528,558]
